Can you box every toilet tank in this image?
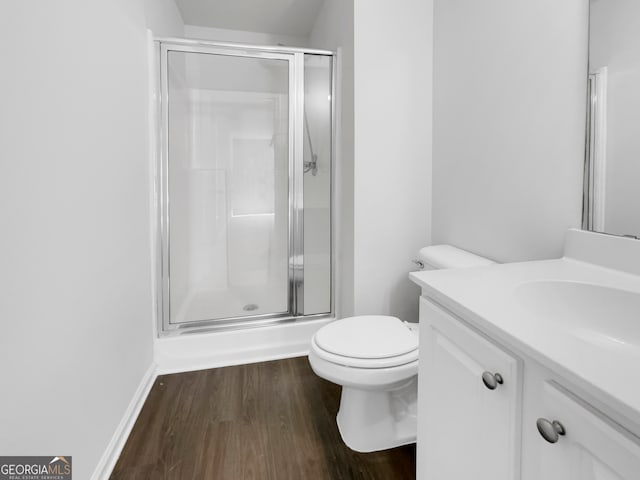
[417,245,495,271]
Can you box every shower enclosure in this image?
[156,39,334,334]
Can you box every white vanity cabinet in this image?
[418,296,640,480]
[418,298,522,480]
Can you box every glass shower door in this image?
[163,47,292,325]
[302,54,333,315]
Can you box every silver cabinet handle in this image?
[481,371,504,390]
[536,418,566,443]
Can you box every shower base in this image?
[172,285,287,325]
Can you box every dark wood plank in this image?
[111,357,415,480]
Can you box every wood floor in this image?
[111,357,415,480]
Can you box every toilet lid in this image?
[314,315,418,359]
[311,337,419,369]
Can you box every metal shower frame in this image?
[155,37,336,336]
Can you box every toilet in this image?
[308,245,495,452]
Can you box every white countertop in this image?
[410,256,640,431]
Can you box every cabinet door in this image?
[418,298,522,480]
[532,381,640,480]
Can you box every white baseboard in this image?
[90,363,158,480]
[155,317,333,375]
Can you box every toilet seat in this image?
[311,315,419,369]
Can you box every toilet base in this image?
[335,377,417,452]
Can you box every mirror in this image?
[584,0,640,238]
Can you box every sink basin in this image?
[514,281,640,350]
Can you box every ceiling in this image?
[174,0,326,37]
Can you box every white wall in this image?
[589,0,640,237]
[432,0,589,263]
[352,0,433,322]
[146,0,184,36]
[309,0,355,318]
[0,1,182,478]
[185,24,308,47]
